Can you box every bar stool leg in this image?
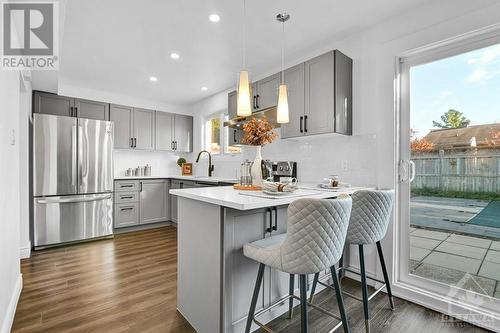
[245,263,265,333]
[308,272,320,303]
[330,264,351,333]
[299,275,309,333]
[359,245,370,333]
[376,241,395,310]
[338,254,344,280]
[289,274,295,319]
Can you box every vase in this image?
[251,146,263,186]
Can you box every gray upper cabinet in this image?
[174,114,193,152]
[280,64,305,139]
[304,51,335,135]
[133,108,155,150]
[334,51,353,135]
[254,73,280,111]
[139,179,169,224]
[110,104,134,149]
[33,91,110,120]
[74,98,109,120]
[228,127,244,146]
[33,92,74,117]
[228,90,237,119]
[155,111,175,151]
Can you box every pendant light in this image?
[276,13,290,124]
[237,0,252,117]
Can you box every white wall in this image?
[0,71,23,333]
[188,0,500,278]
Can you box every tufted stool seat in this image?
[243,197,353,333]
[309,189,395,333]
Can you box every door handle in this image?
[304,115,308,133]
[272,207,278,231]
[409,160,416,183]
[300,116,303,133]
[139,182,143,192]
[71,125,77,187]
[36,194,112,204]
[74,107,78,117]
[266,208,273,233]
[256,94,260,109]
[233,130,237,143]
[134,138,137,148]
[130,138,134,148]
[253,95,257,109]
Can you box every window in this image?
[204,112,241,155]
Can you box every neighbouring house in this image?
[421,123,500,153]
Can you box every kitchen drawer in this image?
[114,180,139,192]
[114,191,139,203]
[114,202,139,228]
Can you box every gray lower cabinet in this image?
[115,203,139,228]
[139,179,169,224]
[170,180,181,224]
[223,206,289,332]
[33,91,109,120]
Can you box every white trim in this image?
[393,24,500,331]
[20,241,31,259]
[1,274,22,333]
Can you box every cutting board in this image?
[238,190,322,199]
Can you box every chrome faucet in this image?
[195,150,214,177]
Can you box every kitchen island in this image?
[170,186,366,333]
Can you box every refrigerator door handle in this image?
[36,193,112,204]
[71,125,77,187]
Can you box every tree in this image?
[432,109,471,129]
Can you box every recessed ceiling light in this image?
[209,14,220,23]
[170,53,180,60]
[149,76,158,82]
[201,86,208,91]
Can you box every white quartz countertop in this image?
[169,186,370,210]
[114,175,238,184]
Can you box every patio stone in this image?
[410,246,430,261]
[484,250,500,264]
[446,234,492,249]
[410,236,441,250]
[422,252,481,274]
[435,242,487,260]
[412,262,496,296]
[491,241,500,251]
[411,229,450,240]
[478,261,500,280]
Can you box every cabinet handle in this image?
[70,106,74,117]
[120,196,133,199]
[304,115,308,133]
[253,95,257,110]
[139,182,143,192]
[233,130,237,143]
[300,116,303,133]
[256,94,260,109]
[120,207,133,211]
[130,138,133,148]
[174,141,177,150]
[121,184,133,188]
[273,207,278,231]
[266,208,273,233]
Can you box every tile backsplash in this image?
[113,150,182,177]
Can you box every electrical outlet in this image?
[341,160,348,171]
[10,129,15,146]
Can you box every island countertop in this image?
[169,185,368,210]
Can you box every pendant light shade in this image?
[277,84,289,123]
[237,70,252,117]
[276,13,290,124]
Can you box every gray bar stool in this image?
[309,189,395,333]
[243,196,353,333]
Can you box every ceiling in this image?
[59,0,432,106]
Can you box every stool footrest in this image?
[252,293,344,333]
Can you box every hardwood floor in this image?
[12,226,194,333]
[13,226,491,333]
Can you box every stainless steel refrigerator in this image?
[33,113,114,249]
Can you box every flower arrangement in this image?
[241,118,277,146]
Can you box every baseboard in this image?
[113,221,172,234]
[1,274,23,333]
[20,241,31,259]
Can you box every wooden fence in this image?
[411,153,500,193]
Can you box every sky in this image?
[410,43,500,138]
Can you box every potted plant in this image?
[241,118,277,185]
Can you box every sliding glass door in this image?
[397,33,500,330]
